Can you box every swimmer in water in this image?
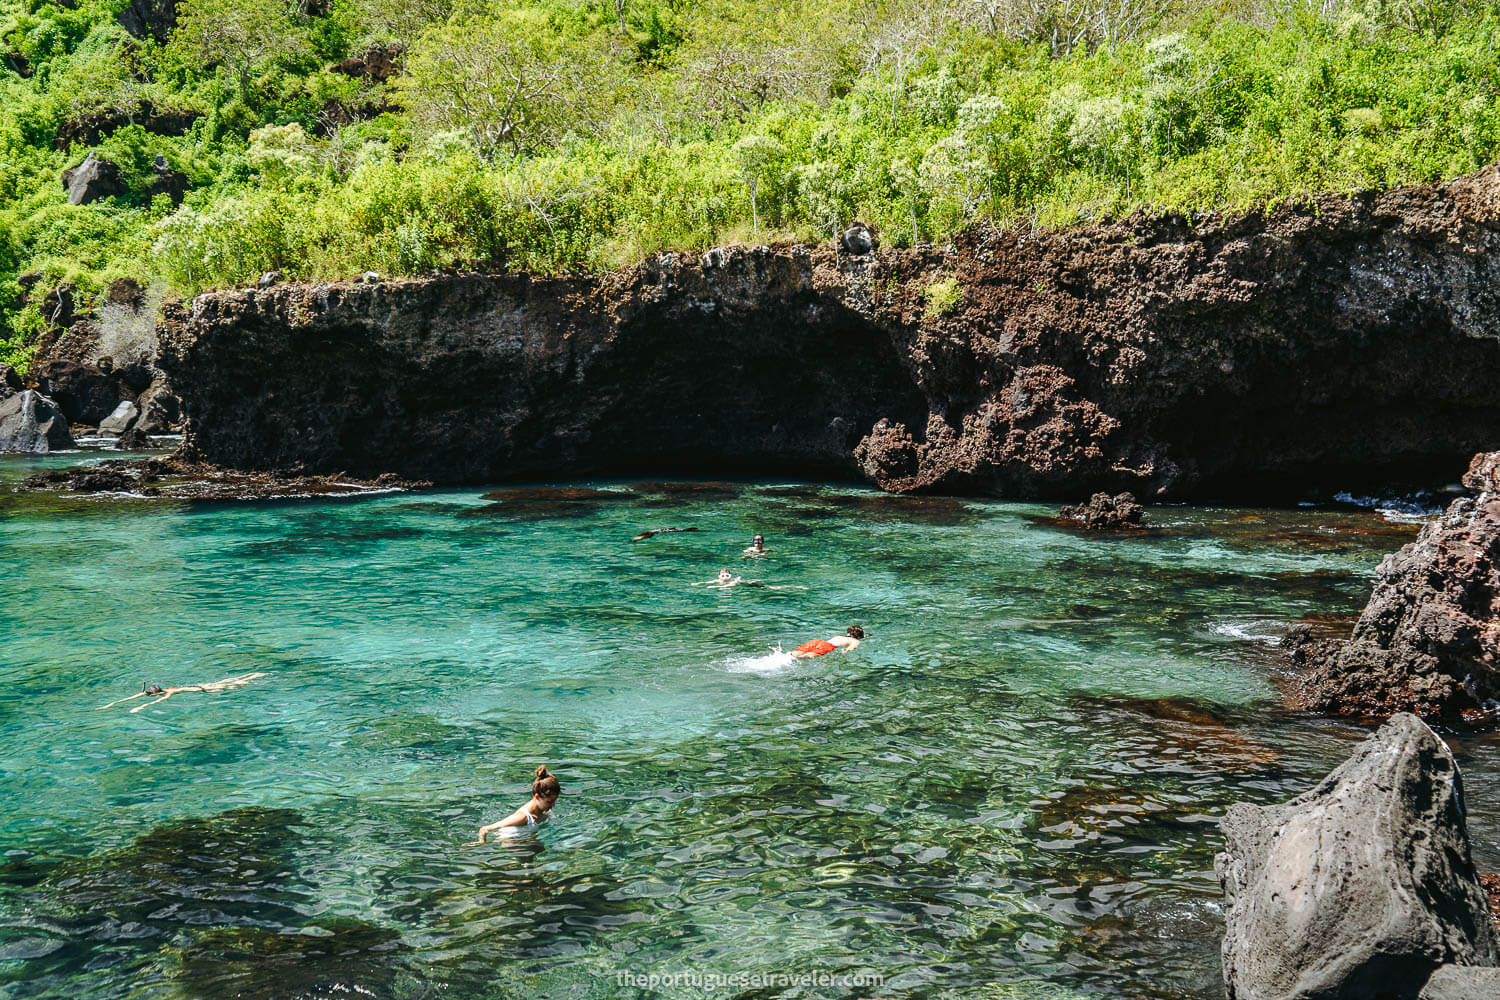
[469,765,562,844]
[98,673,268,712]
[791,626,864,658]
[742,534,767,557]
[694,568,742,587]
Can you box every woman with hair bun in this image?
[468,766,563,844]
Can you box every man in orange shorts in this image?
[791,626,864,658]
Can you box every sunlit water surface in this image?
[2,452,1497,1000]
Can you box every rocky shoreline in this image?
[1284,451,1500,730]
[1,277,184,453]
[4,169,1500,503]
[19,456,424,501]
[144,167,1500,500]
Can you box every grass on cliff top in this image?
[3,0,1500,370]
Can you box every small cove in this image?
[2,453,1497,999]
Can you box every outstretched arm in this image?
[467,820,506,845]
[98,691,149,710]
[130,690,178,713]
[466,808,527,844]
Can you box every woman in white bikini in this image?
[469,766,562,844]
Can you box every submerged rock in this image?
[1058,491,1144,530]
[168,917,409,1000]
[1216,714,1498,1000]
[35,806,311,936]
[1286,451,1500,728]
[0,389,74,452]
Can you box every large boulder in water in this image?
[1286,451,1500,727]
[1215,713,1498,1000]
[1058,491,1144,530]
[0,389,74,452]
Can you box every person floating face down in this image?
[791,626,864,658]
[469,766,562,844]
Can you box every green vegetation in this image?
[923,275,962,317]
[3,0,1500,368]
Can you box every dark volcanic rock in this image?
[71,467,141,492]
[162,247,929,483]
[144,161,189,206]
[114,426,150,450]
[135,381,181,433]
[0,364,21,397]
[333,43,404,82]
[841,221,876,255]
[1287,451,1500,728]
[1058,491,1144,530]
[33,358,123,425]
[21,456,427,500]
[159,167,1500,497]
[41,285,76,328]
[5,50,32,77]
[54,100,200,150]
[1216,714,1498,1000]
[116,0,176,43]
[61,155,124,205]
[105,277,146,309]
[0,390,74,452]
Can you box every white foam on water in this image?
[1331,490,1444,523]
[1208,620,1285,647]
[725,645,796,673]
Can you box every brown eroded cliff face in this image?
[159,166,1500,498]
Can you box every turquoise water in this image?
[2,452,1497,1000]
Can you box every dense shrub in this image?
[2,0,1500,367]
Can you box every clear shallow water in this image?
[2,454,1497,1000]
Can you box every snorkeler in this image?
[791,626,864,658]
[469,766,562,844]
[98,673,268,712]
[742,534,767,557]
[631,527,700,542]
[695,568,743,587]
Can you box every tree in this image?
[69,39,151,129]
[397,10,622,158]
[730,134,786,233]
[863,0,961,128]
[171,0,309,101]
[676,0,858,116]
[343,0,457,46]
